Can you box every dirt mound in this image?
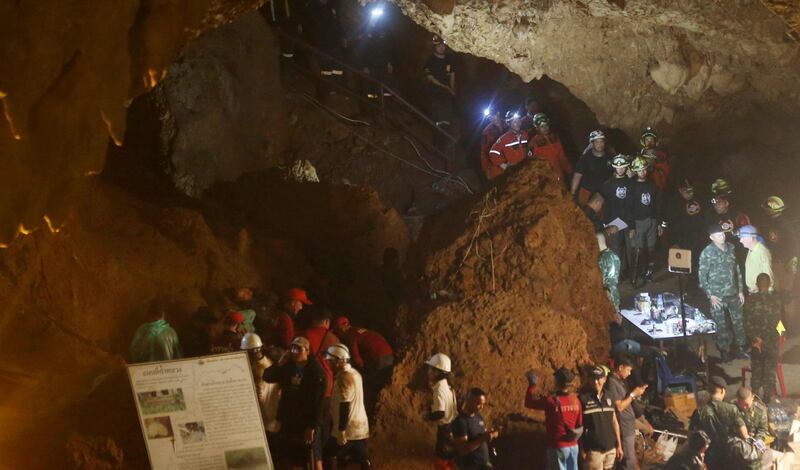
[372,161,616,468]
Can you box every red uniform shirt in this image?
[525,386,583,448]
[480,123,505,180]
[488,130,530,172]
[643,149,671,191]
[529,132,572,181]
[301,326,340,397]
[343,328,393,370]
[273,312,294,350]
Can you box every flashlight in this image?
[370,6,384,19]
[483,107,491,117]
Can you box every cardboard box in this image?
[665,392,697,427]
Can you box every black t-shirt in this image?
[600,176,634,225]
[666,194,705,248]
[424,54,453,87]
[631,179,658,221]
[576,150,612,193]
[451,412,490,468]
[579,390,618,451]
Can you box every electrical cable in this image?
[401,135,474,194]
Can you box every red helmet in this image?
[334,316,351,329]
[286,288,312,305]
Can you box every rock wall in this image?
[391,0,800,135]
[0,0,263,241]
[372,161,616,468]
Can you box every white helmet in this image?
[425,353,451,373]
[589,130,606,142]
[325,344,351,361]
[240,332,263,350]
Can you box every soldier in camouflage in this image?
[598,233,621,312]
[744,273,783,399]
[698,224,747,362]
[690,376,749,469]
[734,386,769,470]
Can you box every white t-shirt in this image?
[331,364,369,440]
[431,379,457,426]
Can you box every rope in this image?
[401,136,474,195]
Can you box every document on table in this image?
[604,218,628,231]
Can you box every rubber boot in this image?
[631,249,641,289]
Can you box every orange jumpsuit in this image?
[488,130,530,176]
[644,149,671,191]
[480,122,505,180]
[529,132,573,181]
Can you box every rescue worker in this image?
[734,386,768,470]
[744,273,783,399]
[665,180,705,270]
[638,127,671,191]
[710,178,732,199]
[263,336,328,470]
[520,97,542,133]
[739,225,775,294]
[578,366,623,470]
[600,156,634,272]
[301,307,341,400]
[628,156,662,287]
[583,193,605,233]
[604,356,648,470]
[274,287,313,350]
[452,387,499,470]
[487,111,530,176]
[210,310,245,354]
[231,287,257,333]
[698,224,747,362]
[355,3,396,99]
[424,35,456,127]
[241,333,281,433]
[324,344,371,470]
[760,196,797,320]
[424,353,458,470]
[480,109,506,180]
[129,299,183,363]
[598,233,622,312]
[179,306,216,358]
[571,130,612,205]
[690,376,749,469]
[529,113,573,184]
[333,316,394,416]
[525,367,583,470]
[664,430,710,470]
[706,194,751,247]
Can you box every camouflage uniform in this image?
[599,248,621,312]
[690,398,746,468]
[744,292,783,398]
[736,399,769,470]
[698,242,746,353]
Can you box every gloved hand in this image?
[525,369,538,386]
[500,163,508,170]
[753,438,767,453]
[334,430,347,446]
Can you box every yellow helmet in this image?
[631,156,648,172]
[762,196,785,218]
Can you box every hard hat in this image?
[589,365,607,380]
[226,310,245,324]
[432,35,445,45]
[554,366,575,385]
[630,156,648,172]
[290,336,311,350]
[710,178,731,197]
[736,225,759,238]
[640,126,659,147]
[334,316,351,329]
[762,196,785,218]
[286,288,313,305]
[425,353,451,373]
[611,155,629,168]
[589,130,606,142]
[325,343,351,361]
[240,332,263,350]
[504,110,521,122]
[532,113,550,127]
[710,196,727,205]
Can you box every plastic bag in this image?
[654,433,678,461]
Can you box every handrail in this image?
[277,33,457,144]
